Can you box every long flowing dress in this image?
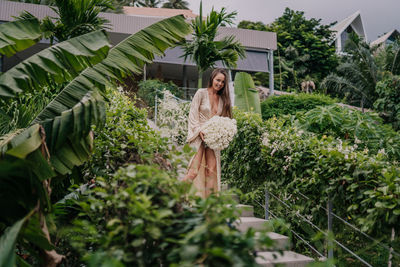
[187,88,223,198]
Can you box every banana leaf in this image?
[0,18,42,58]
[234,72,261,114]
[0,30,110,98]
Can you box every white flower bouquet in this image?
[201,116,237,150]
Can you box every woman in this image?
[183,68,232,198]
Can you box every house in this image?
[370,29,400,49]
[123,6,197,19]
[0,1,277,94]
[330,11,367,53]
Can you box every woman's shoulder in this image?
[193,88,207,98]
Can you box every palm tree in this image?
[0,15,190,266]
[162,0,189,9]
[181,1,245,87]
[322,33,379,110]
[137,0,162,8]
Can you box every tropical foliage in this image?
[322,33,379,109]
[238,8,338,91]
[260,93,335,120]
[162,0,189,9]
[234,72,261,114]
[374,74,400,130]
[182,2,245,87]
[61,164,270,266]
[222,108,400,265]
[0,14,191,265]
[137,79,183,108]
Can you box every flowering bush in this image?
[201,116,237,150]
[156,90,190,145]
[223,108,400,264]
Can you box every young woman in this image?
[183,68,232,198]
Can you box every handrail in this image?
[265,190,377,267]
[253,189,382,267]
[295,191,400,258]
[253,198,325,259]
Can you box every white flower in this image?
[201,116,237,150]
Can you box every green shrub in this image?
[260,93,335,120]
[295,104,400,161]
[137,79,184,108]
[83,88,171,179]
[221,108,268,192]
[63,164,272,266]
[374,74,400,130]
[222,109,400,264]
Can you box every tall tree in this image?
[162,0,189,9]
[239,8,338,91]
[182,1,245,87]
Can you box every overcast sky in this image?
[185,0,400,41]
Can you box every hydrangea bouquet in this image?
[201,116,237,150]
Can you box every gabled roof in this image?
[123,6,197,19]
[330,11,367,42]
[0,0,277,51]
[371,29,400,47]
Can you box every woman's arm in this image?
[187,90,203,143]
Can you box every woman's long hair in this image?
[207,68,232,118]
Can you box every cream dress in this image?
[187,88,223,198]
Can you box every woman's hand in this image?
[199,131,205,141]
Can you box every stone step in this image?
[226,204,254,217]
[256,232,290,251]
[221,192,239,203]
[235,217,269,232]
[256,251,314,267]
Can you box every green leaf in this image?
[0,30,110,98]
[0,18,42,57]
[0,212,34,267]
[234,72,261,114]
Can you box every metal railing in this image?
[251,185,399,266]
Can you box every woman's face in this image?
[212,73,225,91]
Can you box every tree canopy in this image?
[239,8,338,91]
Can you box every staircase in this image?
[225,192,314,267]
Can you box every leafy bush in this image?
[374,74,400,130]
[83,88,171,180]
[63,164,271,266]
[222,108,400,264]
[137,79,184,108]
[260,93,335,120]
[295,104,400,161]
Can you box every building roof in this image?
[371,29,400,47]
[123,6,197,19]
[330,11,367,42]
[0,1,276,51]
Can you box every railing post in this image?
[265,185,269,220]
[327,197,334,260]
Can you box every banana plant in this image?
[0,17,42,57]
[0,14,191,265]
[234,72,261,114]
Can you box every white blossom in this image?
[201,116,237,150]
